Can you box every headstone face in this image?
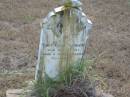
[35,0,92,80]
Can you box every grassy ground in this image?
[0,71,34,97]
[0,0,130,97]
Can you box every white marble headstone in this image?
[35,0,92,80]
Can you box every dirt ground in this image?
[0,0,130,97]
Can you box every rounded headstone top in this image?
[62,0,82,7]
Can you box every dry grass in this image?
[0,72,34,97]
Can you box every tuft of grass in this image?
[34,60,91,97]
[24,15,35,22]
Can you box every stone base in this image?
[6,89,36,97]
[6,89,24,97]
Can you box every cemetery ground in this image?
[0,0,130,97]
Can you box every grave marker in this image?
[35,0,92,81]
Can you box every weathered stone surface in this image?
[6,89,23,97]
[35,0,92,81]
[6,89,36,97]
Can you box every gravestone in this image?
[35,0,93,81]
